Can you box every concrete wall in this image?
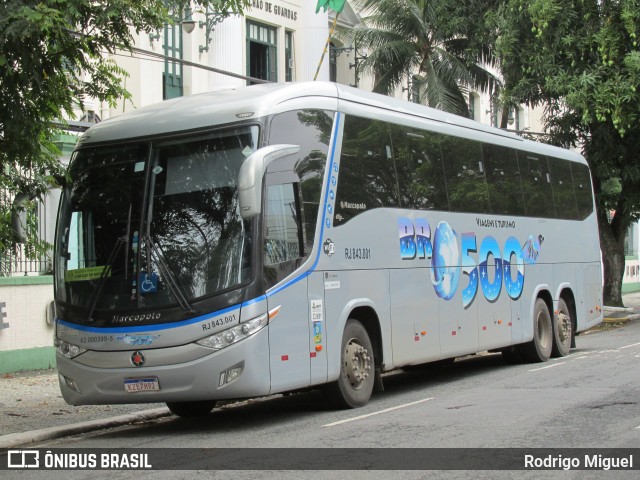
[0,277,56,374]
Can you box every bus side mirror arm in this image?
[238,144,300,219]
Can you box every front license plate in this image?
[124,376,160,393]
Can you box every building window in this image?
[163,23,183,99]
[516,106,525,131]
[490,95,499,127]
[247,20,277,84]
[469,93,481,121]
[410,75,422,104]
[80,110,101,124]
[625,225,637,256]
[285,31,294,82]
[329,42,337,82]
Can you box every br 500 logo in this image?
[399,218,542,309]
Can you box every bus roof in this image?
[78,82,337,146]
[77,81,584,164]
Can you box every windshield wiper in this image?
[145,234,197,315]
[85,235,125,322]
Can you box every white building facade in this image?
[93,1,330,120]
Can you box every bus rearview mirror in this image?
[238,144,300,219]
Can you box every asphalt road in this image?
[5,315,637,479]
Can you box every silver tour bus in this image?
[54,82,602,416]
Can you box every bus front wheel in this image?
[325,319,375,408]
[522,298,553,362]
[166,400,217,417]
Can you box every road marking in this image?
[323,397,435,427]
[620,342,640,350]
[570,351,600,359]
[528,362,566,372]
[570,352,593,360]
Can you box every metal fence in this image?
[0,188,54,277]
[0,245,53,276]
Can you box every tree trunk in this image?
[598,213,626,307]
[499,106,510,129]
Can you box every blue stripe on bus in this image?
[57,302,242,334]
[241,295,267,308]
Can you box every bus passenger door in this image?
[263,181,311,393]
[266,278,311,393]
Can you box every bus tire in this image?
[521,298,553,363]
[166,400,216,417]
[325,319,375,408]
[551,298,572,357]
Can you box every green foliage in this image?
[0,0,248,265]
[496,0,640,218]
[344,0,501,115]
[496,0,640,304]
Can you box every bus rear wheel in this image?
[325,319,375,408]
[551,298,572,357]
[521,298,553,362]
[166,400,217,417]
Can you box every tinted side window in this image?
[264,183,302,266]
[571,162,594,219]
[334,116,398,225]
[268,110,332,252]
[518,152,555,218]
[263,180,303,288]
[390,125,449,211]
[548,156,578,219]
[441,136,489,213]
[482,144,525,216]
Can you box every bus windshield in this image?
[55,126,259,317]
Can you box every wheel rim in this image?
[557,311,571,344]
[344,338,372,390]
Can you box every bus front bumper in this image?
[56,326,271,406]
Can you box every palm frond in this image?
[418,61,469,116]
[347,0,494,115]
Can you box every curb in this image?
[0,408,171,449]
[602,306,634,313]
[602,313,640,323]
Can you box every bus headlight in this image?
[196,313,269,350]
[54,337,87,359]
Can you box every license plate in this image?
[124,376,160,393]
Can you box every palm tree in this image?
[345,0,500,117]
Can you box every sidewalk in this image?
[600,290,640,325]
[0,371,170,448]
[1,292,640,448]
